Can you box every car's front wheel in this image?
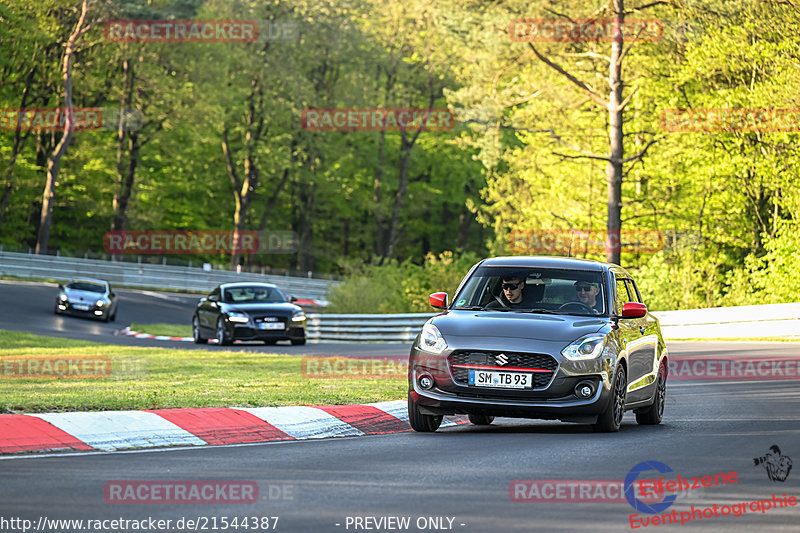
[593,366,626,432]
[291,338,306,346]
[192,316,208,344]
[408,393,443,432]
[468,414,494,425]
[635,364,666,425]
[215,317,232,346]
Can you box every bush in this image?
[325,251,482,314]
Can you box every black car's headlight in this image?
[418,323,447,354]
[561,334,607,361]
[226,311,249,323]
[291,312,306,323]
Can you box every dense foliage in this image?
[1,0,798,308]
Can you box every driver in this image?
[573,280,603,314]
[486,274,541,309]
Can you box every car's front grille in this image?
[448,350,558,389]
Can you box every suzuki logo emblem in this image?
[496,353,508,366]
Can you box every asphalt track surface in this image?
[1,280,799,532]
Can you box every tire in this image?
[408,393,443,432]
[54,303,61,315]
[109,308,116,322]
[215,317,232,346]
[636,365,666,425]
[593,366,627,432]
[192,316,208,344]
[102,310,111,322]
[468,414,494,425]
[291,338,306,346]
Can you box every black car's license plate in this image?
[469,370,532,389]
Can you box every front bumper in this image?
[57,300,108,319]
[227,323,306,341]
[408,338,617,422]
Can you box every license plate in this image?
[258,322,284,330]
[73,303,90,311]
[469,370,532,389]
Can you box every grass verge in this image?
[130,322,192,337]
[0,330,405,413]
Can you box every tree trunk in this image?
[35,0,90,254]
[112,57,137,232]
[606,0,625,265]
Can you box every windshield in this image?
[452,266,607,316]
[222,286,286,304]
[66,281,105,293]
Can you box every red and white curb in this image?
[0,400,467,454]
[116,326,194,342]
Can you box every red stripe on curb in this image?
[316,404,410,434]
[149,408,295,445]
[0,414,93,453]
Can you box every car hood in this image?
[432,310,607,343]
[64,289,105,301]
[223,302,300,316]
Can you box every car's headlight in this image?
[226,311,249,323]
[59,294,68,302]
[291,312,306,322]
[561,334,607,361]
[418,323,447,354]
[95,299,104,307]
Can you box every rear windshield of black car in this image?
[452,266,607,316]
[222,286,286,303]
[67,282,105,293]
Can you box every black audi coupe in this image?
[408,256,668,433]
[193,282,307,346]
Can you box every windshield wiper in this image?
[515,308,564,315]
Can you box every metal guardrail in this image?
[305,304,800,343]
[306,313,433,343]
[0,250,337,300]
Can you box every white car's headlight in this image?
[227,311,249,323]
[418,323,447,354]
[95,299,104,307]
[562,334,607,361]
[291,312,306,322]
[59,294,68,302]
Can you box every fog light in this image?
[575,380,595,398]
[418,374,434,390]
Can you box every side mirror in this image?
[207,295,217,302]
[290,296,298,303]
[429,292,448,309]
[58,283,64,290]
[621,302,647,319]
